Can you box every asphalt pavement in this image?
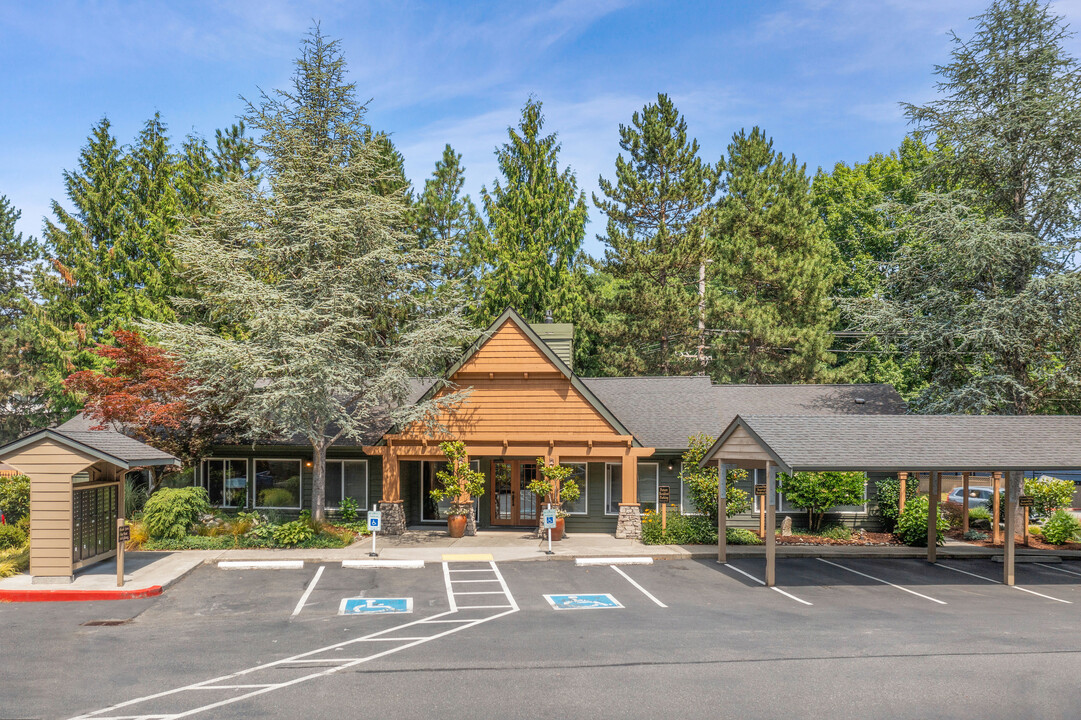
[4,557,1081,719]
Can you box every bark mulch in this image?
[945,528,1081,552]
[776,531,901,546]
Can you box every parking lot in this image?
[5,556,1081,719]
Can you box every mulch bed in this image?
[945,528,1081,552]
[776,531,902,546]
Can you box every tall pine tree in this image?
[591,94,719,376]
[709,127,839,384]
[477,98,587,325]
[413,144,484,307]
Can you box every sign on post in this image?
[117,524,131,543]
[1018,495,1035,508]
[368,511,383,531]
[754,485,768,496]
[658,485,671,504]
[541,509,558,529]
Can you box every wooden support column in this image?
[1004,470,1018,586]
[992,471,1002,545]
[765,463,777,587]
[620,455,638,506]
[961,472,970,534]
[717,460,728,564]
[898,472,908,513]
[382,449,401,503]
[927,470,939,563]
[758,471,766,538]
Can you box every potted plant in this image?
[430,441,485,538]
[527,458,581,541]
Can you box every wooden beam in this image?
[1005,470,1018,586]
[765,463,777,587]
[992,471,1002,545]
[898,471,908,513]
[620,453,637,506]
[961,472,970,534]
[717,461,728,564]
[927,470,939,563]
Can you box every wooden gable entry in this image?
[365,313,654,529]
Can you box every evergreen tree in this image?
[709,127,839,384]
[478,98,588,325]
[144,28,472,521]
[213,121,261,183]
[0,196,39,324]
[413,144,484,307]
[592,94,719,375]
[849,0,1081,414]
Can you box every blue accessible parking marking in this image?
[543,593,623,610]
[338,597,413,615]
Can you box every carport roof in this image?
[701,414,1081,473]
[0,424,180,469]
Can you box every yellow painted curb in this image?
[441,553,494,562]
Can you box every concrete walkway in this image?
[5,529,1079,601]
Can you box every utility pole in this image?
[697,257,711,374]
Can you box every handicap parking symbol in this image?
[338,597,413,615]
[543,593,623,610]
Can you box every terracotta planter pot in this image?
[448,515,467,538]
[547,517,565,541]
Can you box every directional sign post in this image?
[116,520,129,588]
[368,506,382,557]
[1019,495,1034,546]
[542,507,557,555]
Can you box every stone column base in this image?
[615,504,642,539]
[378,501,406,535]
[453,502,477,536]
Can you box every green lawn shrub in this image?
[874,476,918,533]
[1041,510,1080,545]
[963,530,988,541]
[818,525,852,541]
[142,487,211,540]
[681,434,751,525]
[940,500,965,529]
[273,520,315,546]
[726,528,762,545]
[779,471,866,531]
[0,523,27,549]
[967,505,992,529]
[896,495,949,547]
[1026,476,1076,518]
[0,474,31,523]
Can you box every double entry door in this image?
[490,459,539,526]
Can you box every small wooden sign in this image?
[1019,495,1035,508]
[754,485,767,496]
[117,524,131,543]
[658,485,671,504]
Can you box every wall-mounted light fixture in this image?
[667,460,674,472]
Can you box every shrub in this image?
[142,487,212,540]
[258,488,295,508]
[124,477,149,517]
[968,505,992,525]
[126,521,149,548]
[1026,476,1075,518]
[940,500,965,529]
[681,434,751,524]
[339,497,359,523]
[247,522,279,544]
[874,475,919,532]
[963,530,988,541]
[15,514,30,535]
[0,544,29,578]
[895,495,950,547]
[0,523,27,549]
[0,474,31,523]
[819,525,852,541]
[726,528,762,545]
[1041,510,1080,545]
[779,471,866,531]
[273,520,315,546]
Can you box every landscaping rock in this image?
[781,516,793,537]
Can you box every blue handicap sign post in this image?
[543,593,623,610]
[542,508,557,555]
[367,509,382,557]
[339,597,413,615]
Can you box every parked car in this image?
[947,486,994,508]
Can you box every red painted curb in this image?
[0,585,163,602]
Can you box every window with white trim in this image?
[604,463,622,515]
[325,459,368,511]
[637,462,659,511]
[563,463,587,515]
[421,460,480,522]
[254,459,302,509]
[200,458,248,507]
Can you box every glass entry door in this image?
[491,459,540,526]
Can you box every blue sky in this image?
[4,0,1081,257]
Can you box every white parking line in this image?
[816,558,946,605]
[937,562,1073,604]
[576,557,653,566]
[1035,562,1081,579]
[723,563,812,606]
[342,559,424,569]
[290,566,325,618]
[218,560,304,570]
[610,565,667,607]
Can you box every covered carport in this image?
[701,415,1081,588]
[0,425,178,583]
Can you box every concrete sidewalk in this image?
[5,529,1079,601]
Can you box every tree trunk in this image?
[311,441,327,522]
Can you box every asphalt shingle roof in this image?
[720,415,1081,472]
[581,378,906,451]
